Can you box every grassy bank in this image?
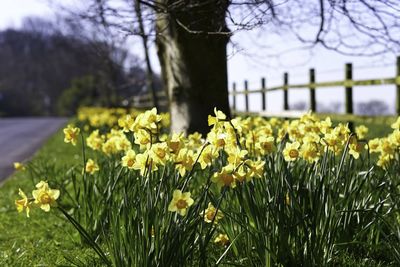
[0,126,97,266]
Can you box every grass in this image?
[0,126,98,266]
[0,114,398,266]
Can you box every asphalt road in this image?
[0,118,67,181]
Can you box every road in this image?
[0,118,67,181]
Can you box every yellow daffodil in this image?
[200,202,224,224]
[226,148,248,167]
[287,121,302,141]
[102,138,118,155]
[355,125,368,139]
[175,148,195,177]
[32,181,60,212]
[300,142,320,163]
[379,138,395,157]
[377,153,391,168]
[85,159,99,174]
[122,149,137,169]
[86,130,105,151]
[116,136,132,152]
[247,159,265,179]
[63,124,80,146]
[232,165,248,182]
[389,129,400,146]
[318,117,332,134]
[133,152,157,175]
[208,108,226,127]
[150,142,170,166]
[168,132,185,154]
[255,136,276,156]
[15,189,31,217]
[134,129,151,149]
[143,108,162,131]
[198,145,218,170]
[187,132,203,150]
[349,136,363,159]
[283,141,301,162]
[212,165,236,188]
[391,117,400,129]
[323,132,344,155]
[269,117,280,127]
[277,127,287,142]
[207,129,228,151]
[333,123,350,142]
[14,162,26,171]
[118,114,134,132]
[366,138,380,153]
[214,234,229,246]
[168,189,194,216]
[133,108,162,132]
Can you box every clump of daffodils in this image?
[50,107,400,223]
[15,181,60,217]
[77,107,400,209]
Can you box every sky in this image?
[0,0,397,114]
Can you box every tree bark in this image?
[155,0,231,135]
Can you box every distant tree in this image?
[0,17,159,116]
[57,76,98,116]
[317,102,342,113]
[291,101,308,111]
[356,100,390,115]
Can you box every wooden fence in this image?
[134,56,400,117]
[231,56,400,116]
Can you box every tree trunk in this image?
[155,0,231,135]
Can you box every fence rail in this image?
[231,57,400,116]
[132,90,168,109]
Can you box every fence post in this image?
[396,56,400,116]
[345,63,353,114]
[283,72,289,111]
[261,77,266,111]
[309,69,316,112]
[345,63,354,131]
[244,80,249,113]
[232,82,236,113]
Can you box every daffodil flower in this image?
[63,124,80,146]
[214,234,229,246]
[168,189,194,216]
[200,202,224,224]
[32,181,60,212]
[15,189,31,217]
[208,108,226,127]
[14,162,26,171]
[283,142,301,162]
[85,159,100,174]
